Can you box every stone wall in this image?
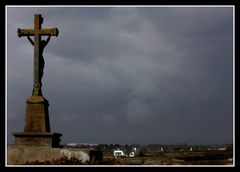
[7,145,90,165]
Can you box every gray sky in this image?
[6,6,234,145]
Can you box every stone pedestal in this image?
[13,95,62,147]
[13,132,62,147]
[24,96,50,132]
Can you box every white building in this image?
[129,147,140,157]
[66,143,77,147]
[114,150,125,157]
[160,147,164,152]
[218,147,226,151]
[190,147,193,152]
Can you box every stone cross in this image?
[17,14,58,96]
[13,14,62,147]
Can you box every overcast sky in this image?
[6,6,233,145]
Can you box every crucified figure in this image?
[27,35,51,89]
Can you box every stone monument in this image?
[13,14,62,147]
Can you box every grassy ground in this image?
[22,150,233,165]
[101,150,233,165]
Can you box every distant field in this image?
[100,150,233,165]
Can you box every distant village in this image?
[63,142,233,158]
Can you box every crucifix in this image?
[17,14,58,96]
[13,14,62,147]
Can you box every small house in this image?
[114,149,125,157]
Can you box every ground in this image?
[19,149,233,165]
[101,150,233,165]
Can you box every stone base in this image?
[7,145,90,165]
[24,96,50,132]
[13,132,62,148]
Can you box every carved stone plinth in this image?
[24,96,50,132]
[13,132,62,147]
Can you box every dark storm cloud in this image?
[7,6,233,145]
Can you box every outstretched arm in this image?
[42,36,51,48]
[27,36,34,46]
[45,35,51,45]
